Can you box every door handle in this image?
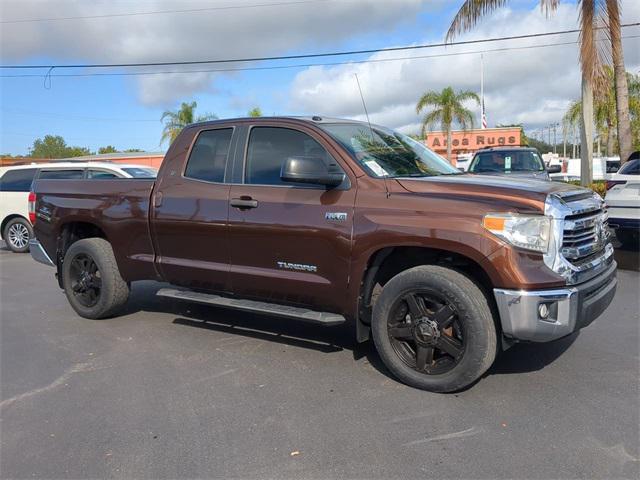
[230,197,258,209]
[154,191,163,207]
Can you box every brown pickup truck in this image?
[29,117,617,392]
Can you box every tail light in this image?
[605,180,626,191]
[28,191,36,224]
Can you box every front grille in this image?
[561,208,609,263]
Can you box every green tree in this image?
[160,101,217,146]
[98,145,119,154]
[628,72,640,152]
[30,135,91,159]
[594,66,617,156]
[564,67,639,157]
[446,0,630,184]
[606,1,633,165]
[416,86,479,163]
[248,107,262,117]
[123,148,144,153]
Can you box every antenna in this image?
[354,73,390,198]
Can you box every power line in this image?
[2,23,638,70]
[0,108,157,122]
[0,0,335,24]
[2,35,638,79]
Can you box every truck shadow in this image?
[488,333,579,375]
[123,281,580,382]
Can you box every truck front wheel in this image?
[371,265,497,393]
[62,238,130,319]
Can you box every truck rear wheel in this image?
[371,265,497,393]
[62,238,130,319]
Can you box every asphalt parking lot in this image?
[1,244,638,479]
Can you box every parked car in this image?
[454,152,474,172]
[0,162,157,253]
[467,146,560,180]
[29,117,616,392]
[551,156,620,182]
[605,153,640,249]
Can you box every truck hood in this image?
[395,174,586,213]
[473,170,550,181]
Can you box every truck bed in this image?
[33,179,158,281]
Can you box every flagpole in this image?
[480,54,485,129]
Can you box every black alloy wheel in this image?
[68,253,102,307]
[387,290,465,375]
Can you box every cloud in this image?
[0,0,440,105]
[289,0,640,133]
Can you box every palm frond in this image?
[454,108,476,131]
[416,92,442,114]
[196,112,218,122]
[539,0,560,16]
[420,110,443,137]
[455,90,481,105]
[446,0,509,42]
[578,0,610,93]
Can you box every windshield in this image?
[469,150,544,173]
[122,167,157,178]
[321,123,460,178]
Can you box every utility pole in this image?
[553,123,558,154]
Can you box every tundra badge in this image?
[277,261,317,273]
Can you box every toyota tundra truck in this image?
[29,117,617,392]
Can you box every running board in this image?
[156,288,346,326]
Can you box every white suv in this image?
[605,155,639,249]
[0,162,156,253]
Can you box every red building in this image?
[425,127,522,165]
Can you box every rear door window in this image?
[0,168,37,192]
[184,128,233,183]
[38,169,85,180]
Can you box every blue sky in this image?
[1,0,638,156]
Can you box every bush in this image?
[567,180,607,198]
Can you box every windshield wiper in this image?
[392,173,433,178]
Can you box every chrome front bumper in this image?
[494,261,617,342]
[29,239,55,267]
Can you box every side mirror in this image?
[547,164,561,174]
[280,156,345,187]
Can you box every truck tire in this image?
[62,238,130,319]
[371,265,497,393]
[3,217,33,253]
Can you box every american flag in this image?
[481,98,487,129]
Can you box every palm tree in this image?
[565,67,634,157]
[248,107,263,117]
[160,101,217,146]
[606,1,632,164]
[446,0,627,185]
[416,86,479,163]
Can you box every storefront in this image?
[424,127,522,165]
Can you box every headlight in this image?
[483,213,551,253]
